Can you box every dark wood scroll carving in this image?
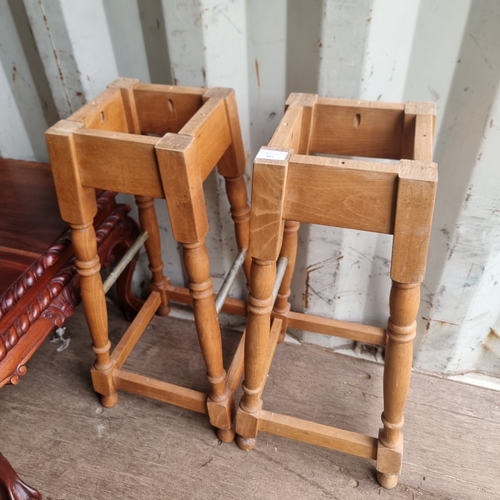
[0,193,140,376]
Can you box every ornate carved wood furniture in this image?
[0,157,140,499]
[235,93,437,488]
[46,78,251,442]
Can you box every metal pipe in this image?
[103,232,149,294]
[215,248,248,314]
[272,256,289,304]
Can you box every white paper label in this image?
[255,149,288,161]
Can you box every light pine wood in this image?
[258,410,378,460]
[178,96,232,182]
[181,241,228,401]
[111,291,161,368]
[44,121,97,225]
[67,87,128,133]
[224,175,252,280]
[74,129,163,198]
[155,133,209,244]
[273,221,300,341]
[71,220,117,408]
[284,156,399,234]
[309,98,405,159]
[402,101,436,161]
[239,259,276,416]
[376,281,421,487]
[284,92,318,154]
[235,317,281,450]
[133,84,205,135]
[207,88,246,178]
[391,160,438,284]
[267,105,303,152]
[225,331,246,393]
[286,311,386,346]
[134,196,170,315]
[46,79,252,442]
[236,93,437,489]
[208,90,252,278]
[113,369,208,414]
[108,77,142,134]
[248,151,292,261]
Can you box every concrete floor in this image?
[1,302,499,499]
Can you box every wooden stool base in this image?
[46,79,252,442]
[234,93,437,489]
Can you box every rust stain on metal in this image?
[303,255,343,310]
[255,59,260,88]
[421,317,460,328]
[484,328,500,356]
[39,0,74,112]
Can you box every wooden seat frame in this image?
[46,78,252,442]
[234,93,438,488]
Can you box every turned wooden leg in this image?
[71,222,117,408]
[376,281,419,489]
[273,221,299,343]
[135,196,170,316]
[224,175,251,282]
[236,258,276,450]
[182,240,234,442]
[0,453,41,500]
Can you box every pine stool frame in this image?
[46,78,252,442]
[235,93,438,487]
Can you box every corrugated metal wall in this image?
[2,0,500,386]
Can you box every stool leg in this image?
[71,221,117,408]
[236,258,276,450]
[377,281,419,489]
[224,174,251,281]
[273,221,300,343]
[135,196,170,315]
[182,240,234,441]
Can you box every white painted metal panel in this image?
[0,0,48,160]
[2,0,500,383]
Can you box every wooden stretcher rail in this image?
[225,332,246,394]
[260,319,282,397]
[111,291,161,368]
[258,410,378,460]
[113,369,208,414]
[286,311,386,346]
[166,285,385,346]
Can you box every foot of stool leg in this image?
[236,435,256,451]
[376,428,403,489]
[217,427,235,443]
[156,302,170,316]
[377,472,399,489]
[101,392,118,408]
